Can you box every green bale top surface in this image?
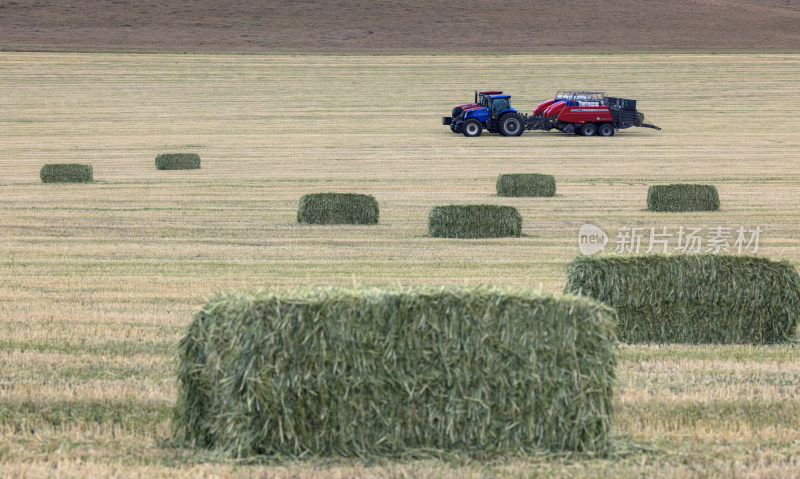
[647,184,720,212]
[39,163,93,183]
[428,204,522,238]
[496,173,556,197]
[155,153,201,170]
[565,254,800,344]
[297,192,379,225]
[173,286,617,458]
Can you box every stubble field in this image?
[1,53,800,477]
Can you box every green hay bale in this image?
[496,174,556,197]
[565,254,800,344]
[172,286,616,458]
[39,163,93,183]
[155,153,201,170]
[428,205,522,238]
[297,193,379,225]
[647,184,719,212]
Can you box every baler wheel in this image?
[598,123,615,137]
[580,122,597,137]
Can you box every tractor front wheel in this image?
[598,123,615,137]
[499,113,524,136]
[463,119,483,137]
[580,122,597,137]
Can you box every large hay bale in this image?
[155,153,201,170]
[565,254,800,344]
[297,193,379,225]
[496,173,556,197]
[647,184,719,212]
[172,286,616,457]
[428,204,522,238]
[39,163,93,183]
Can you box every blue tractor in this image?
[443,93,525,137]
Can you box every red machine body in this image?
[544,101,567,117]
[557,105,614,124]
[533,99,555,116]
[523,91,659,136]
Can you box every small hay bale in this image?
[565,254,800,344]
[172,286,617,457]
[496,173,556,197]
[428,204,522,238]
[155,153,201,170]
[297,192,379,225]
[40,163,93,183]
[647,184,719,212]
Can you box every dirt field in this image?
[1,52,800,477]
[1,0,800,53]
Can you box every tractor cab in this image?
[460,90,502,113]
[476,90,503,107]
[488,95,511,118]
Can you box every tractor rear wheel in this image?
[598,123,615,137]
[499,112,524,136]
[580,122,597,136]
[463,119,483,137]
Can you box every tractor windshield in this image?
[490,98,509,116]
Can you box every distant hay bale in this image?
[155,153,201,170]
[647,184,719,212]
[496,173,556,197]
[39,163,93,183]
[172,286,617,457]
[565,254,800,344]
[428,204,522,238]
[297,193,379,225]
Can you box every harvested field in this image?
[1,53,800,477]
